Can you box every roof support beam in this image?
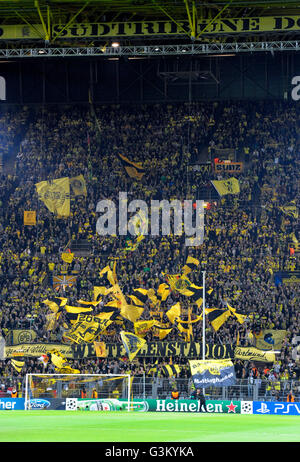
[51,0,91,42]
[195,0,235,40]
[0,40,299,58]
[34,0,50,41]
[151,0,191,39]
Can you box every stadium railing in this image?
[0,376,298,402]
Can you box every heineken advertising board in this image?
[66,398,248,413]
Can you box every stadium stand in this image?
[0,99,299,402]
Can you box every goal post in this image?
[25,373,132,411]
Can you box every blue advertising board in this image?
[253,401,300,415]
[0,398,25,410]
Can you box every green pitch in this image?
[0,411,299,442]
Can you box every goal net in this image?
[25,373,131,411]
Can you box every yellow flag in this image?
[24,211,36,226]
[99,265,116,286]
[58,366,80,374]
[211,177,240,196]
[134,320,156,337]
[35,177,70,217]
[45,312,57,331]
[157,283,170,303]
[206,308,231,331]
[120,331,146,361]
[48,349,67,369]
[279,204,298,219]
[64,313,112,344]
[152,323,173,340]
[121,304,144,323]
[94,286,110,301]
[118,153,145,180]
[61,252,74,264]
[94,341,107,358]
[43,297,67,313]
[11,359,24,373]
[182,256,200,275]
[166,302,181,324]
[70,174,87,196]
[227,303,247,324]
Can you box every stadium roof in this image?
[0,1,299,58]
[0,0,300,43]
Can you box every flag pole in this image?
[202,270,206,361]
[202,270,206,396]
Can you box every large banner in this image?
[5,343,73,359]
[10,330,37,345]
[255,330,287,351]
[214,162,243,173]
[67,398,244,413]
[77,341,235,360]
[1,17,300,40]
[274,271,300,284]
[4,341,235,360]
[253,401,300,416]
[4,341,279,361]
[189,359,236,388]
[234,346,276,363]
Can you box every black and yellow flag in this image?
[43,297,68,313]
[182,256,200,275]
[206,307,231,332]
[134,320,156,337]
[94,286,110,301]
[183,283,204,308]
[48,349,80,374]
[63,300,100,323]
[129,288,149,306]
[211,177,240,196]
[156,283,170,304]
[118,153,145,180]
[70,174,87,197]
[164,273,186,291]
[152,323,173,340]
[161,364,181,377]
[279,201,298,219]
[11,358,24,373]
[147,359,159,376]
[64,313,114,344]
[166,302,181,324]
[227,303,247,324]
[35,177,70,217]
[120,331,146,361]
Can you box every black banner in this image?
[72,341,235,360]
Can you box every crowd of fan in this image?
[0,99,299,399]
